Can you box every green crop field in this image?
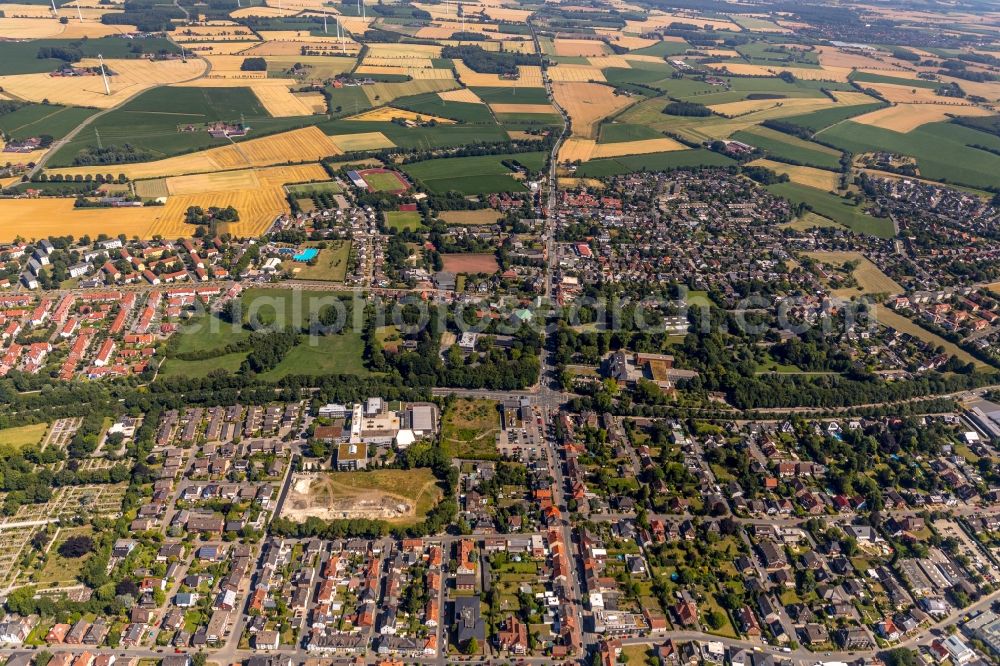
[732,125,843,170]
[603,67,674,90]
[598,122,666,143]
[849,71,942,89]
[403,152,545,194]
[48,87,309,166]
[0,104,95,140]
[819,121,1000,190]
[0,37,178,76]
[766,181,895,238]
[286,181,342,196]
[785,102,886,132]
[393,92,494,124]
[629,40,690,57]
[495,112,563,128]
[470,87,551,105]
[385,210,426,232]
[325,86,373,117]
[576,149,734,177]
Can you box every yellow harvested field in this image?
[709,96,837,118]
[439,88,483,104]
[295,91,328,113]
[355,65,455,80]
[706,62,852,81]
[60,21,136,37]
[548,65,606,82]
[865,82,973,104]
[553,82,634,140]
[506,130,545,141]
[595,31,659,51]
[0,58,206,108]
[558,138,598,163]
[482,5,532,21]
[558,177,605,189]
[363,56,435,69]
[454,61,543,87]
[0,186,288,241]
[590,137,687,160]
[803,251,904,298]
[747,159,840,190]
[814,46,898,70]
[0,17,64,38]
[830,91,881,105]
[345,107,456,124]
[587,55,633,69]
[367,43,443,58]
[554,38,610,57]
[501,40,537,54]
[231,5,300,17]
[59,127,342,181]
[164,163,328,195]
[241,38,360,56]
[174,24,256,41]
[252,83,320,116]
[938,76,1000,102]
[360,79,460,105]
[853,103,992,133]
[182,41,261,55]
[489,103,558,114]
[329,132,395,152]
[626,11,740,32]
[691,48,741,58]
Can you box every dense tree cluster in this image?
[662,101,712,117]
[440,45,539,75]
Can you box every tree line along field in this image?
[401,151,547,195]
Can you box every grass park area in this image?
[161,288,368,379]
[385,210,427,232]
[0,422,48,452]
[441,398,501,460]
[35,526,94,585]
[284,241,352,281]
[766,181,895,238]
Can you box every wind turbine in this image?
[76,4,83,22]
[50,0,58,16]
[323,13,327,33]
[98,54,111,96]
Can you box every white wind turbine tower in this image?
[76,4,84,22]
[98,53,111,95]
[50,0,58,15]
[323,13,327,32]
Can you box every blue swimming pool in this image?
[293,248,319,261]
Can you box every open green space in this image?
[0,422,48,452]
[385,210,427,232]
[598,122,665,143]
[441,398,501,460]
[629,40,690,57]
[766,181,895,238]
[284,241,352,281]
[403,152,545,195]
[732,125,843,170]
[48,87,310,166]
[36,527,94,585]
[258,331,368,380]
[576,149,734,177]
[0,104,96,141]
[819,121,1000,190]
[783,102,887,132]
[469,87,551,105]
[849,71,943,89]
[393,92,494,124]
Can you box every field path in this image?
[30,40,212,177]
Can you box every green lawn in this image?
[284,241,352,281]
[363,171,409,192]
[0,422,48,451]
[158,352,249,379]
[258,331,368,379]
[767,181,895,238]
[385,210,427,232]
